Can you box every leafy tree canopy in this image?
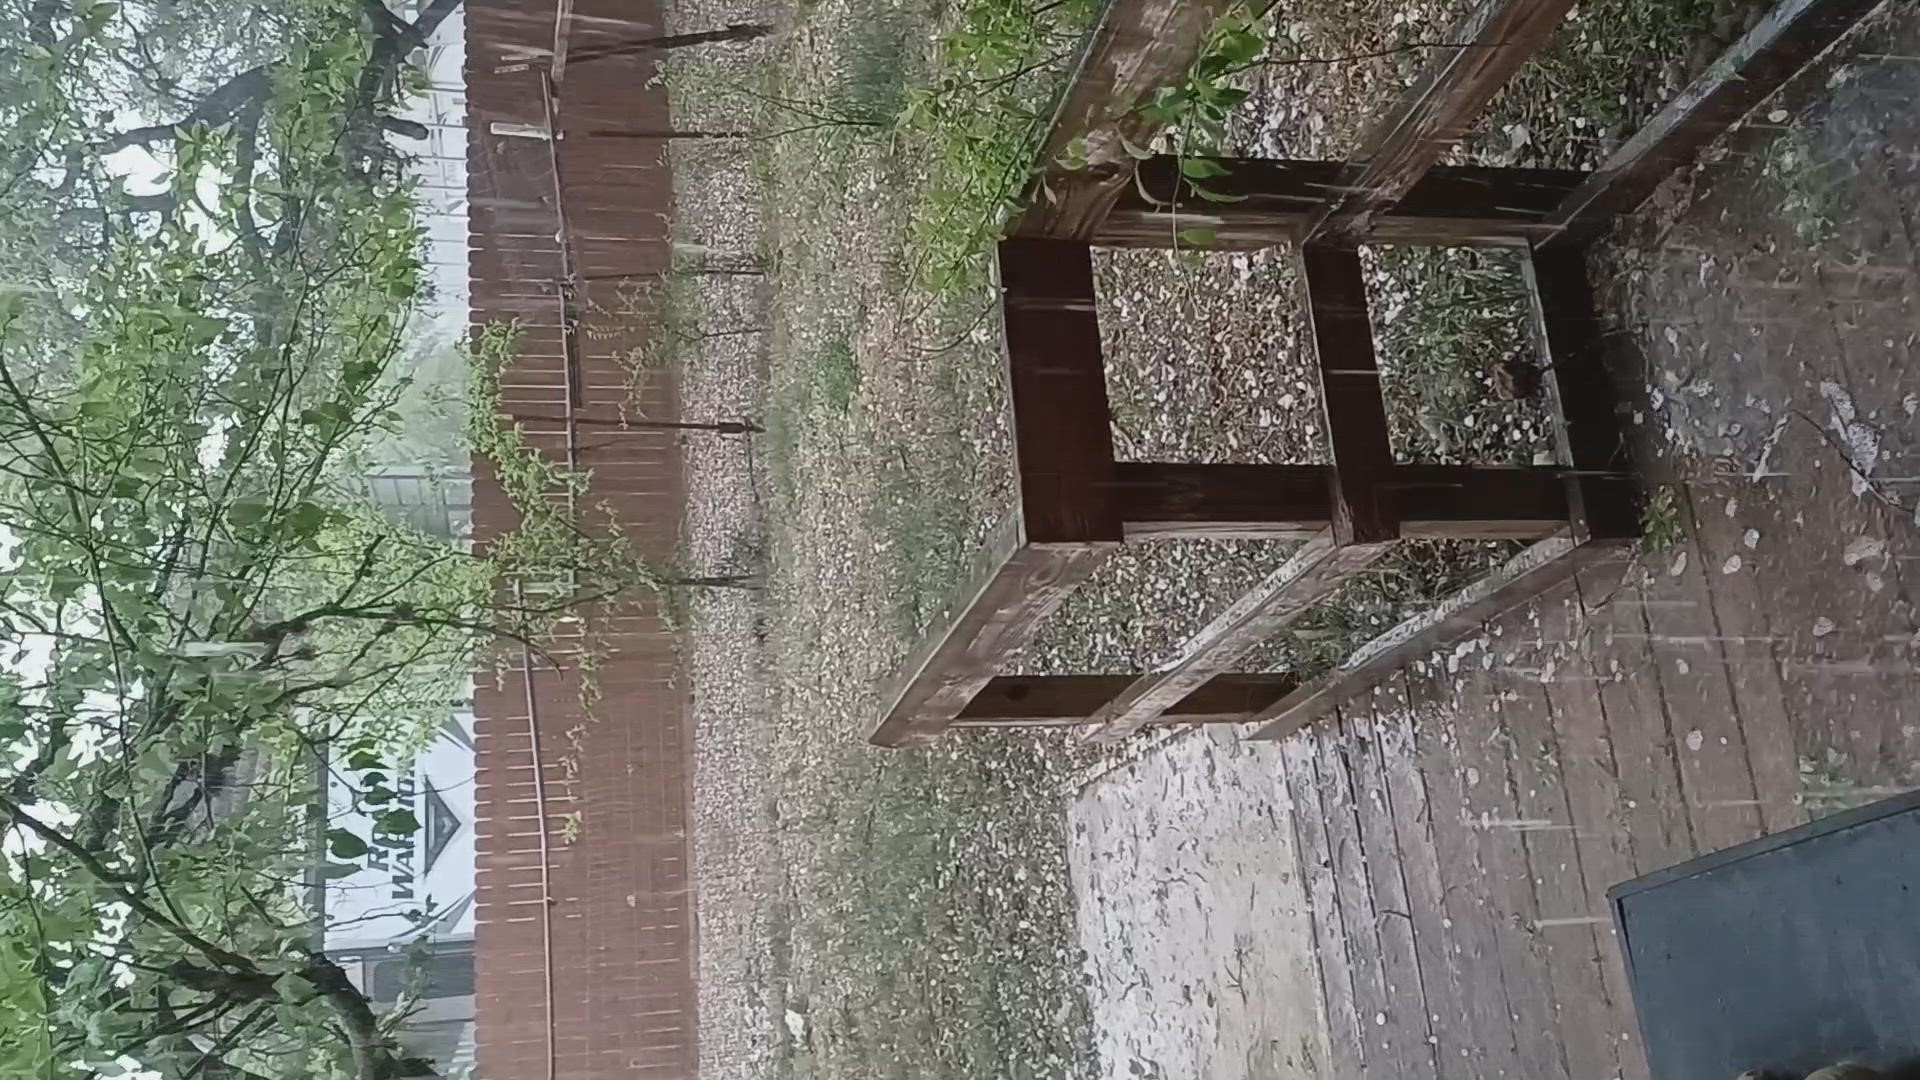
[0,2,657,1077]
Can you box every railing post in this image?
[1299,243,1400,545]
[1524,246,1640,541]
[997,237,1124,546]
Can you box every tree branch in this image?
[96,67,272,153]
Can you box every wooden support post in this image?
[868,515,1106,747]
[1085,535,1394,743]
[1299,244,1399,545]
[954,672,1299,728]
[1247,534,1633,742]
[1114,462,1581,541]
[1099,158,1587,249]
[1523,247,1640,541]
[1539,0,1885,248]
[999,237,1123,545]
[1303,0,1579,242]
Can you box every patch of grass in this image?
[1256,541,1519,673]
[812,338,861,414]
[900,0,1101,295]
[1481,0,1727,166]
[776,741,1096,1080]
[1639,483,1686,552]
[869,440,977,635]
[1367,246,1551,465]
[767,337,862,497]
[829,0,914,124]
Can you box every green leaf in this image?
[1215,26,1265,66]
[284,501,330,540]
[1176,227,1218,248]
[1117,135,1156,161]
[342,357,381,388]
[228,498,272,527]
[318,862,362,879]
[1054,135,1089,171]
[327,829,369,859]
[1179,157,1229,179]
[273,972,311,1002]
[1209,86,1250,111]
[1191,184,1250,204]
[347,750,383,771]
[375,808,420,836]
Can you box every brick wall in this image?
[465,2,696,1077]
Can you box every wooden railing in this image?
[868,0,1883,748]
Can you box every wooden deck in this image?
[1258,8,1920,1075]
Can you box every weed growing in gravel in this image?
[900,0,1100,294]
[768,337,862,497]
[830,0,914,123]
[1365,246,1552,465]
[777,741,1097,1080]
[1761,123,1847,242]
[1640,484,1686,552]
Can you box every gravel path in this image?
[661,2,783,1075]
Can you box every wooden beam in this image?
[1247,534,1633,742]
[1299,244,1399,544]
[1086,535,1394,743]
[1114,462,1329,539]
[1114,461,1601,541]
[1538,0,1885,248]
[953,672,1299,727]
[1523,247,1641,541]
[999,238,1123,544]
[1098,158,1587,249]
[1007,0,1239,240]
[868,515,1106,747]
[1303,0,1578,243]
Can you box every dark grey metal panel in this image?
[1610,791,1920,1080]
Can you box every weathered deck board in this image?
[1635,508,1770,855]
[1441,655,1574,1080]
[1670,483,1809,836]
[1342,706,1440,1077]
[1281,733,1370,1079]
[1539,577,1652,1080]
[1500,597,1628,1080]
[1587,574,1703,875]
[1314,715,1395,1077]
[1391,669,1526,1079]
[1370,694,1482,1080]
